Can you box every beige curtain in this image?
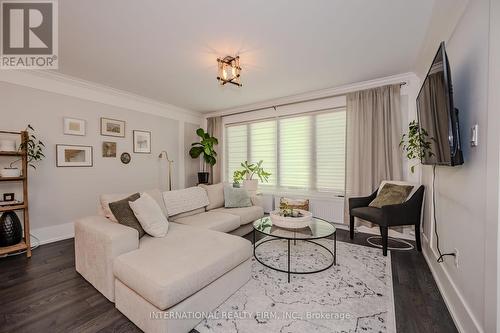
[207,116,223,184]
[344,84,403,224]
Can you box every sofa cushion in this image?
[174,211,240,233]
[199,183,224,210]
[169,207,206,221]
[113,223,252,310]
[212,206,264,225]
[351,206,383,224]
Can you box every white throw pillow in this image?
[199,183,224,210]
[129,192,169,237]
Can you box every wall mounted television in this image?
[416,41,464,166]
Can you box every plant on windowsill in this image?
[0,125,45,178]
[232,160,271,192]
[399,120,434,173]
[189,128,218,184]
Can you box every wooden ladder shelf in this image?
[0,130,31,258]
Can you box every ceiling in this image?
[58,0,437,113]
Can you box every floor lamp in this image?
[158,151,174,191]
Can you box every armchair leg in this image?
[379,226,388,256]
[349,215,355,239]
[415,223,422,252]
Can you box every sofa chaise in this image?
[75,183,264,333]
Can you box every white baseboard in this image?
[421,234,483,333]
[30,222,74,246]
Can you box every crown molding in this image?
[205,72,419,118]
[0,70,202,124]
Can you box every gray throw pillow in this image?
[224,186,252,208]
[109,193,145,238]
[369,183,413,208]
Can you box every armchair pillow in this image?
[369,183,413,208]
[109,193,145,238]
[224,186,252,208]
[129,193,169,237]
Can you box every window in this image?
[250,121,277,186]
[279,116,311,188]
[225,109,346,193]
[225,125,247,182]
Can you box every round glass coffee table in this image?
[253,216,336,283]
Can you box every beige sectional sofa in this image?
[75,184,264,333]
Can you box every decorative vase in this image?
[197,172,210,184]
[0,168,21,178]
[0,211,23,247]
[243,179,258,192]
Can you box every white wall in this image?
[415,0,498,332]
[489,0,500,329]
[184,122,201,187]
[0,80,201,244]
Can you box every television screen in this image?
[416,42,463,166]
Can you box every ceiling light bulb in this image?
[222,67,228,80]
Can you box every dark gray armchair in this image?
[348,184,425,256]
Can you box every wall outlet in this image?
[453,248,459,268]
[471,124,478,147]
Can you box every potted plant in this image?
[400,120,434,173]
[189,128,218,184]
[1,125,45,178]
[232,160,271,192]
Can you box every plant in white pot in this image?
[1,125,45,178]
[232,160,271,192]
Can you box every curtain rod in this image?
[217,82,407,118]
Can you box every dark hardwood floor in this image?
[0,229,457,333]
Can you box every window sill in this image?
[258,188,345,200]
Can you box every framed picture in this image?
[56,145,93,167]
[102,141,117,158]
[133,130,151,154]
[101,117,125,137]
[63,117,86,136]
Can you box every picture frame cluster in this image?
[57,117,152,167]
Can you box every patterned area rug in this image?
[195,238,395,333]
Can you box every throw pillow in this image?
[100,193,130,222]
[224,186,252,208]
[279,197,310,211]
[199,183,225,210]
[129,193,169,237]
[369,183,414,208]
[99,189,167,222]
[109,193,145,238]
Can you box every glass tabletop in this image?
[253,216,336,240]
